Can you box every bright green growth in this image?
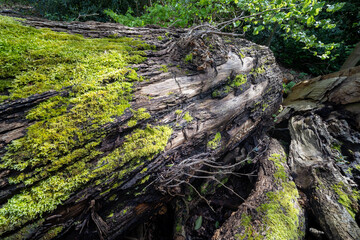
[258,153,303,240]
[183,112,193,123]
[332,182,360,219]
[127,108,151,127]
[159,64,168,72]
[94,125,173,175]
[235,214,263,240]
[207,132,221,150]
[230,74,247,88]
[237,153,302,239]
[0,125,172,233]
[157,36,163,40]
[0,16,149,100]
[175,109,183,115]
[185,53,193,63]
[0,16,172,234]
[26,96,69,120]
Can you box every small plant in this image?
[157,36,163,41]
[185,53,193,63]
[282,81,296,95]
[207,132,221,150]
[183,112,193,123]
[175,109,183,115]
[159,64,168,72]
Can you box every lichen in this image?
[207,132,221,150]
[332,182,360,219]
[0,16,172,235]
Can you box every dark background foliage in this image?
[1,0,359,75]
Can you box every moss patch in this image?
[207,132,221,150]
[0,16,172,234]
[183,112,193,123]
[237,153,303,240]
[332,182,360,219]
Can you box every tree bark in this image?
[1,14,360,240]
[341,42,360,70]
[0,14,282,240]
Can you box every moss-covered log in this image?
[2,13,360,240]
[0,14,283,239]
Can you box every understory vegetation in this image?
[2,0,357,75]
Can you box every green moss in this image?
[235,214,263,240]
[250,66,266,76]
[39,226,64,240]
[183,112,193,123]
[159,64,168,72]
[109,194,117,201]
[260,154,302,239]
[237,153,302,239]
[157,36,163,41]
[185,53,193,63]
[332,182,359,219]
[175,109,183,115]
[0,16,173,235]
[331,143,342,152]
[207,132,221,150]
[231,74,247,88]
[127,108,151,127]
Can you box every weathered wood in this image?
[0,15,282,240]
[283,66,360,240]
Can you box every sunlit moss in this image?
[207,132,221,150]
[332,182,359,219]
[185,53,193,63]
[183,112,193,123]
[236,153,303,240]
[0,16,172,235]
[127,108,151,127]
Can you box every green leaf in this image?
[253,25,264,35]
[194,216,203,230]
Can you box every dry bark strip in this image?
[212,66,360,240]
[0,15,283,240]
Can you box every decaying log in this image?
[212,67,360,240]
[1,13,360,240]
[213,138,305,239]
[284,66,360,240]
[0,14,282,240]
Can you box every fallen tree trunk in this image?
[0,14,282,240]
[1,14,360,240]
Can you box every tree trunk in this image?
[341,42,360,70]
[0,14,282,240]
[0,14,360,240]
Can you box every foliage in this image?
[26,0,150,21]
[107,0,347,63]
